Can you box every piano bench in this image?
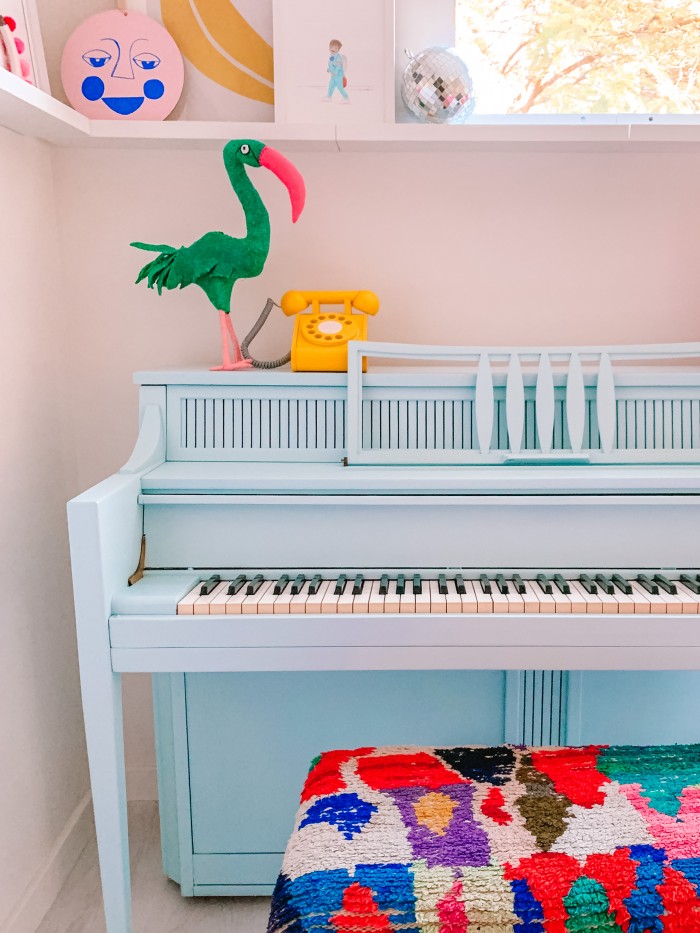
[267,743,700,932]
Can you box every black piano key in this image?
[379,574,389,596]
[594,574,615,595]
[536,573,553,595]
[274,574,290,596]
[396,574,406,596]
[636,574,659,595]
[479,574,492,595]
[227,574,247,595]
[511,574,527,595]
[680,574,700,594]
[438,574,448,595]
[412,574,422,595]
[579,574,598,595]
[696,574,700,585]
[291,574,306,595]
[199,574,221,596]
[308,574,323,596]
[495,574,509,595]
[553,574,571,595]
[352,574,364,596]
[246,574,264,595]
[654,574,677,595]
[334,574,348,596]
[454,574,466,595]
[611,574,632,595]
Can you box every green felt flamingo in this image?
[131,139,305,370]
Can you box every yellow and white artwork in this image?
[142,0,273,120]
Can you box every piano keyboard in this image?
[177,572,700,616]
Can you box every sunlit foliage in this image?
[456,0,700,113]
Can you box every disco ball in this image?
[401,47,475,124]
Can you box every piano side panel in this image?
[569,671,700,745]
[143,496,700,570]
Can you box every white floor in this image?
[38,802,271,932]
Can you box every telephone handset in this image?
[280,290,380,372]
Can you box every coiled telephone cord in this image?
[240,298,291,370]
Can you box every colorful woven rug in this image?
[267,744,700,932]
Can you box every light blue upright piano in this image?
[68,342,700,932]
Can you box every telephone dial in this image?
[281,290,380,372]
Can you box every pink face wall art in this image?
[61,10,184,120]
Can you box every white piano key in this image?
[429,580,447,613]
[444,580,462,613]
[520,581,541,613]
[383,580,401,614]
[352,581,371,613]
[194,581,229,615]
[321,582,341,615]
[305,580,331,613]
[368,580,385,613]
[399,585,416,614]
[460,580,479,614]
[177,583,202,615]
[569,580,603,614]
[415,583,431,614]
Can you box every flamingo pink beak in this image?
[259,146,306,223]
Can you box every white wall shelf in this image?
[4,69,700,152]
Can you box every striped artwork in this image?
[267,744,700,932]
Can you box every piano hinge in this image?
[341,457,348,467]
[128,535,146,586]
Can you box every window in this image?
[455,0,700,114]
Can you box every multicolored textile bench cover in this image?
[267,744,700,932]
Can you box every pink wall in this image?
[0,127,89,928]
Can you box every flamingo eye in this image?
[240,144,251,155]
[134,52,161,71]
[83,49,111,68]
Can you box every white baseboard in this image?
[127,766,158,801]
[1,793,93,933]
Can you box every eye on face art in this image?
[61,10,184,120]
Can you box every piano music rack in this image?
[346,341,700,465]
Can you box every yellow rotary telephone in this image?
[280,290,380,372]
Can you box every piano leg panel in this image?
[81,669,132,933]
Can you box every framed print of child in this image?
[325,38,348,102]
[272,0,393,124]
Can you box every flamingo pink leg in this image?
[211,310,252,372]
